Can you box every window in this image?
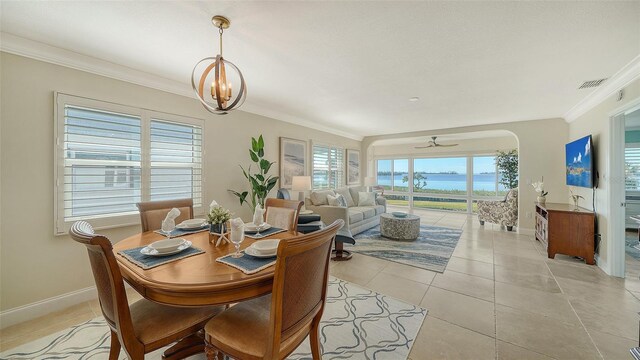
[55,94,203,234]
[413,157,467,195]
[312,144,344,189]
[626,144,640,191]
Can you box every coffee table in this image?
[380,213,420,240]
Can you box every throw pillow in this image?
[309,190,335,206]
[334,187,355,207]
[327,194,347,207]
[358,192,375,206]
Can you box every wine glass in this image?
[161,218,175,240]
[230,223,245,258]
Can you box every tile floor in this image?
[2,209,640,359]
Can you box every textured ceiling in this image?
[1,1,639,137]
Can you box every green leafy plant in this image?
[495,149,519,189]
[228,135,279,209]
[207,205,232,225]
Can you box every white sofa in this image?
[305,186,387,235]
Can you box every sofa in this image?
[305,186,386,235]
[477,188,518,231]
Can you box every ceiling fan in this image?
[415,136,459,149]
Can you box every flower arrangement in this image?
[207,205,232,225]
[531,176,548,197]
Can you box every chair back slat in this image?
[136,198,194,232]
[268,220,343,347]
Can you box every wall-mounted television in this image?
[566,135,594,188]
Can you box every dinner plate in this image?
[141,241,192,257]
[244,223,271,233]
[245,246,277,258]
[176,219,207,230]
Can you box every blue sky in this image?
[377,156,496,174]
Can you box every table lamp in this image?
[292,176,312,203]
[364,176,377,192]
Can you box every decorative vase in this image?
[537,195,546,204]
[210,222,225,235]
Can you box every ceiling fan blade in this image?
[436,143,459,147]
[414,145,435,149]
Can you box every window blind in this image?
[150,120,203,206]
[63,106,142,221]
[312,144,344,189]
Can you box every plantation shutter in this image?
[150,119,203,206]
[63,106,142,221]
[312,144,344,189]
[626,145,640,191]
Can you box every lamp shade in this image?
[291,176,312,191]
[364,176,377,186]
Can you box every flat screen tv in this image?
[566,135,594,188]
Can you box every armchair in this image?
[477,189,518,231]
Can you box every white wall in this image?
[362,118,569,230]
[568,77,640,274]
[0,52,360,312]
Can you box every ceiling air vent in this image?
[578,78,607,89]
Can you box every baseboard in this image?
[0,286,97,329]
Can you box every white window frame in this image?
[54,93,205,235]
[311,142,345,189]
[374,152,508,214]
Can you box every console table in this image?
[535,203,596,265]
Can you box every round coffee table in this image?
[380,213,421,240]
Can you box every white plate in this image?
[245,246,277,258]
[149,238,186,253]
[176,219,207,230]
[244,223,271,233]
[252,239,281,254]
[141,241,192,257]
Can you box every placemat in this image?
[216,252,277,274]
[119,246,204,270]
[153,225,209,237]
[244,227,286,239]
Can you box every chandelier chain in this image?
[218,26,224,56]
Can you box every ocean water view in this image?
[377,173,505,192]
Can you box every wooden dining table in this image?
[113,229,298,307]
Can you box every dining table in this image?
[113,228,298,359]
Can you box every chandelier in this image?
[191,15,247,114]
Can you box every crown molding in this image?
[0,32,363,141]
[564,54,640,122]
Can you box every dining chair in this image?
[136,198,194,232]
[69,221,223,360]
[203,219,344,360]
[264,198,303,232]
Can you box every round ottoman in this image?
[380,213,421,240]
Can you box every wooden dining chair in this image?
[203,219,344,360]
[264,198,303,232]
[69,221,223,360]
[136,198,194,232]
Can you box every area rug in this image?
[626,231,640,261]
[0,277,426,360]
[353,224,462,273]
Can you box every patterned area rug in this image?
[1,277,426,360]
[626,231,640,261]
[353,224,462,273]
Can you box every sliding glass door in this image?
[376,154,508,214]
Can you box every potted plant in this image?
[531,177,548,204]
[228,135,279,210]
[208,205,232,235]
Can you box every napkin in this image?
[161,208,180,232]
[165,207,180,221]
[252,204,265,226]
[209,200,219,213]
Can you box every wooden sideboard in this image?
[534,203,596,265]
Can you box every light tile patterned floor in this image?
[2,209,640,359]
